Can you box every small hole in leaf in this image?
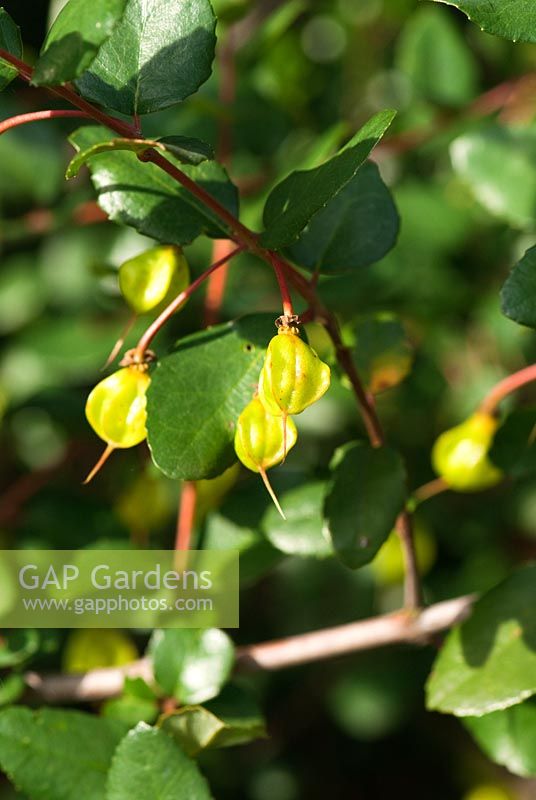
[359,536,370,548]
[244,343,254,353]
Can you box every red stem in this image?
[175,481,197,551]
[0,109,92,136]
[268,253,294,317]
[479,363,536,416]
[135,245,243,355]
[204,239,237,326]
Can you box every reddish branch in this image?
[479,363,536,416]
[175,482,197,551]
[134,245,243,356]
[0,109,92,136]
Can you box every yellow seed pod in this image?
[63,629,138,674]
[432,412,503,492]
[234,396,297,517]
[258,326,331,417]
[84,366,151,483]
[119,245,190,315]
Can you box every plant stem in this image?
[204,240,236,326]
[25,594,476,703]
[0,109,92,136]
[135,246,244,356]
[479,363,536,416]
[175,481,197,551]
[396,511,423,609]
[414,477,449,503]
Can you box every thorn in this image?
[259,467,286,520]
[102,313,137,370]
[83,444,115,484]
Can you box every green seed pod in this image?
[234,396,297,517]
[432,412,503,492]
[84,366,151,483]
[119,245,190,315]
[258,326,331,417]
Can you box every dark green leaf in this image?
[450,126,536,230]
[0,707,127,800]
[428,0,536,43]
[160,685,267,756]
[158,136,214,165]
[324,442,407,569]
[261,481,333,557]
[0,630,40,668]
[501,246,536,329]
[287,162,399,274]
[426,565,536,716]
[32,0,127,86]
[147,314,274,480]
[150,628,235,704]
[351,314,413,395]
[260,110,396,250]
[0,9,22,91]
[490,408,536,478]
[76,0,216,115]
[396,5,478,106]
[106,724,213,800]
[464,698,536,777]
[69,126,238,243]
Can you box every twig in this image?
[414,477,449,503]
[203,240,237,326]
[0,109,92,136]
[395,511,423,609]
[24,594,475,704]
[175,482,197,551]
[479,363,536,416]
[134,246,243,356]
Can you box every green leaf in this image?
[147,314,274,480]
[351,314,414,395]
[323,442,407,569]
[0,707,127,800]
[160,685,267,756]
[261,481,334,557]
[69,126,238,244]
[0,9,22,91]
[203,511,282,586]
[158,136,214,165]
[287,162,399,274]
[464,698,536,777]
[427,0,536,43]
[450,125,536,230]
[66,135,213,178]
[106,724,213,800]
[32,0,127,86]
[501,246,536,329]
[0,630,40,668]
[103,678,159,727]
[150,629,235,704]
[396,5,478,106]
[260,110,396,250]
[490,408,536,479]
[76,0,216,115]
[426,565,536,716]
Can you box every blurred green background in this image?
[1,0,536,797]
